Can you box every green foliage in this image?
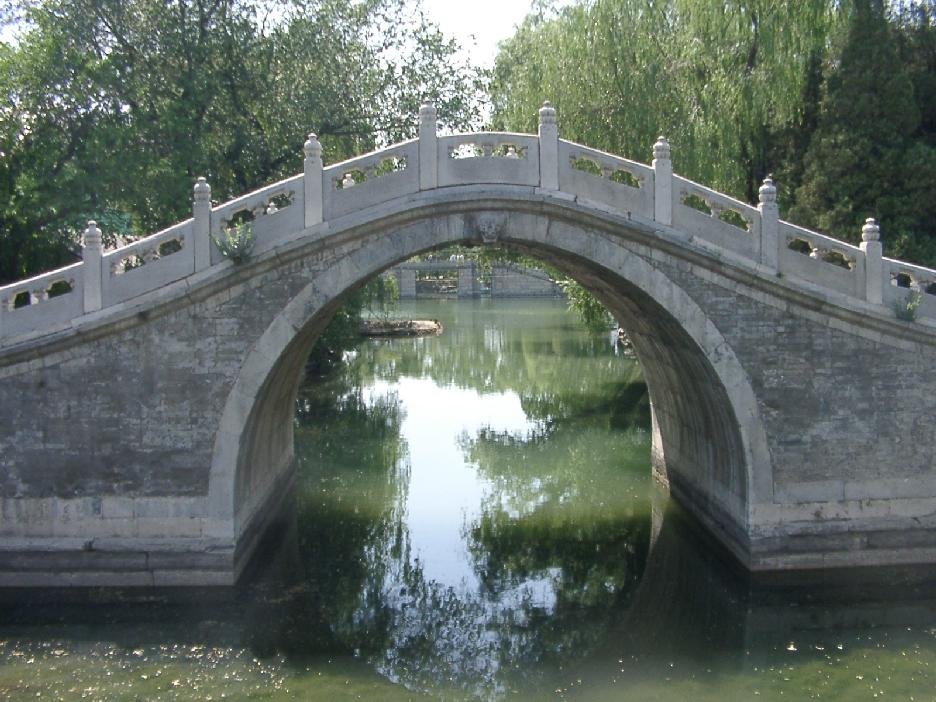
[895,290,923,322]
[557,279,614,331]
[363,273,399,320]
[0,0,483,284]
[305,274,401,376]
[212,223,254,265]
[491,0,936,267]
[491,0,836,202]
[790,0,936,260]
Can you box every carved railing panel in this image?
[777,222,865,298]
[102,220,194,307]
[210,174,304,259]
[557,140,653,218]
[438,133,539,187]
[0,262,84,337]
[323,140,419,220]
[672,176,761,260]
[883,257,936,318]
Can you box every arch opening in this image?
[209,204,771,575]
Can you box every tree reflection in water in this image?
[3,301,936,701]
[293,300,653,698]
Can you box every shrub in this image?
[895,290,922,322]
[213,223,254,264]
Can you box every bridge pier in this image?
[457,262,476,298]
[397,268,416,299]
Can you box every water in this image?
[2,299,936,701]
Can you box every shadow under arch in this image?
[207,203,774,574]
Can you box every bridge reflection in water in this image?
[1,299,934,700]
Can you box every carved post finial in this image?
[419,102,438,190]
[759,175,777,205]
[82,220,103,313]
[652,136,673,226]
[194,176,211,203]
[193,176,212,271]
[538,100,559,190]
[862,217,881,243]
[82,220,102,251]
[303,132,322,161]
[419,101,437,121]
[538,100,557,126]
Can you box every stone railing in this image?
[558,140,654,217]
[323,140,418,220]
[0,262,84,338]
[102,219,194,308]
[2,101,935,344]
[883,254,936,319]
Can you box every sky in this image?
[421,0,538,69]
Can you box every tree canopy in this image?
[0,0,483,283]
[491,0,936,265]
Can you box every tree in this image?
[491,0,836,202]
[790,0,936,261]
[489,0,838,324]
[0,0,483,284]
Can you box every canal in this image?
[1,299,935,700]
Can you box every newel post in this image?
[758,176,779,270]
[193,177,212,271]
[538,101,559,191]
[860,218,883,305]
[653,136,672,226]
[419,102,438,190]
[82,220,103,313]
[304,133,323,227]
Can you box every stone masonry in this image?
[0,103,934,585]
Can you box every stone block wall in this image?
[490,263,563,297]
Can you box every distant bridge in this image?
[0,103,934,586]
[391,259,562,298]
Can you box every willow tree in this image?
[491,0,837,203]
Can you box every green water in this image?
[2,299,936,701]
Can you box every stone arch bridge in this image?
[1,104,934,586]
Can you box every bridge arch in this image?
[5,105,932,584]
[208,192,774,569]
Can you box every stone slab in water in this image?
[360,319,443,337]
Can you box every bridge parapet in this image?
[209,174,305,263]
[883,255,936,318]
[438,132,541,187]
[778,221,866,300]
[558,140,654,217]
[324,139,418,220]
[2,102,936,346]
[0,262,84,339]
[672,174,762,261]
[101,219,195,308]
